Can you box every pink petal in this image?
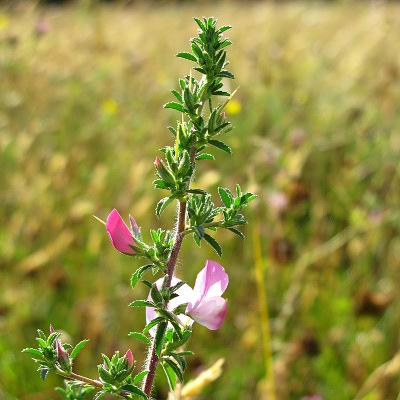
[106,209,136,254]
[188,260,229,311]
[187,296,227,330]
[125,349,134,369]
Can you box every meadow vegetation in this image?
[1,2,400,399]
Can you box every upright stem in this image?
[143,200,187,398]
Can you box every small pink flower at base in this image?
[106,209,138,255]
[186,260,229,330]
[146,260,229,331]
[125,349,134,369]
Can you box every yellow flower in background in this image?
[101,98,119,116]
[225,99,242,115]
[0,13,10,30]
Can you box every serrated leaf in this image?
[132,370,149,385]
[228,227,245,239]
[131,264,152,289]
[164,102,185,113]
[128,332,151,345]
[213,90,231,97]
[176,52,197,62]
[156,196,175,218]
[162,361,177,391]
[22,348,43,357]
[93,391,108,400]
[171,89,183,103]
[143,317,164,334]
[129,300,155,308]
[218,187,233,207]
[120,384,147,399]
[209,139,232,154]
[163,358,183,382]
[155,322,168,357]
[70,339,89,360]
[216,70,235,79]
[203,233,222,257]
[218,25,232,34]
[196,153,215,161]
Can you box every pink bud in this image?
[49,324,55,334]
[154,156,163,173]
[125,349,134,369]
[56,340,71,373]
[106,209,137,255]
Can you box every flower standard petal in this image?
[187,296,227,330]
[189,260,229,311]
[106,209,136,254]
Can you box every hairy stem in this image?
[143,200,187,398]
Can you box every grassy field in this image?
[1,2,400,399]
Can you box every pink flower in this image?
[106,209,138,255]
[146,260,229,331]
[186,260,229,330]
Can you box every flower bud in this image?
[125,349,134,369]
[49,324,55,334]
[154,156,162,170]
[56,340,72,374]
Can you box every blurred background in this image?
[1,1,400,399]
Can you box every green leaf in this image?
[163,358,183,382]
[70,339,89,360]
[219,39,233,49]
[132,370,149,385]
[213,90,231,97]
[143,317,164,334]
[120,384,147,399]
[176,52,197,62]
[162,361,177,391]
[218,187,233,207]
[228,227,245,239]
[193,17,206,31]
[216,70,235,79]
[203,233,222,257]
[240,193,258,205]
[22,348,43,357]
[196,153,215,161]
[93,391,108,400]
[131,264,152,289]
[155,322,168,357]
[156,196,175,218]
[128,332,151,345]
[129,300,155,308]
[209,139,232,154]
[187,188,207,195]
[171,89,183,103]
[164,102,185,113]
[218,25,232,34]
